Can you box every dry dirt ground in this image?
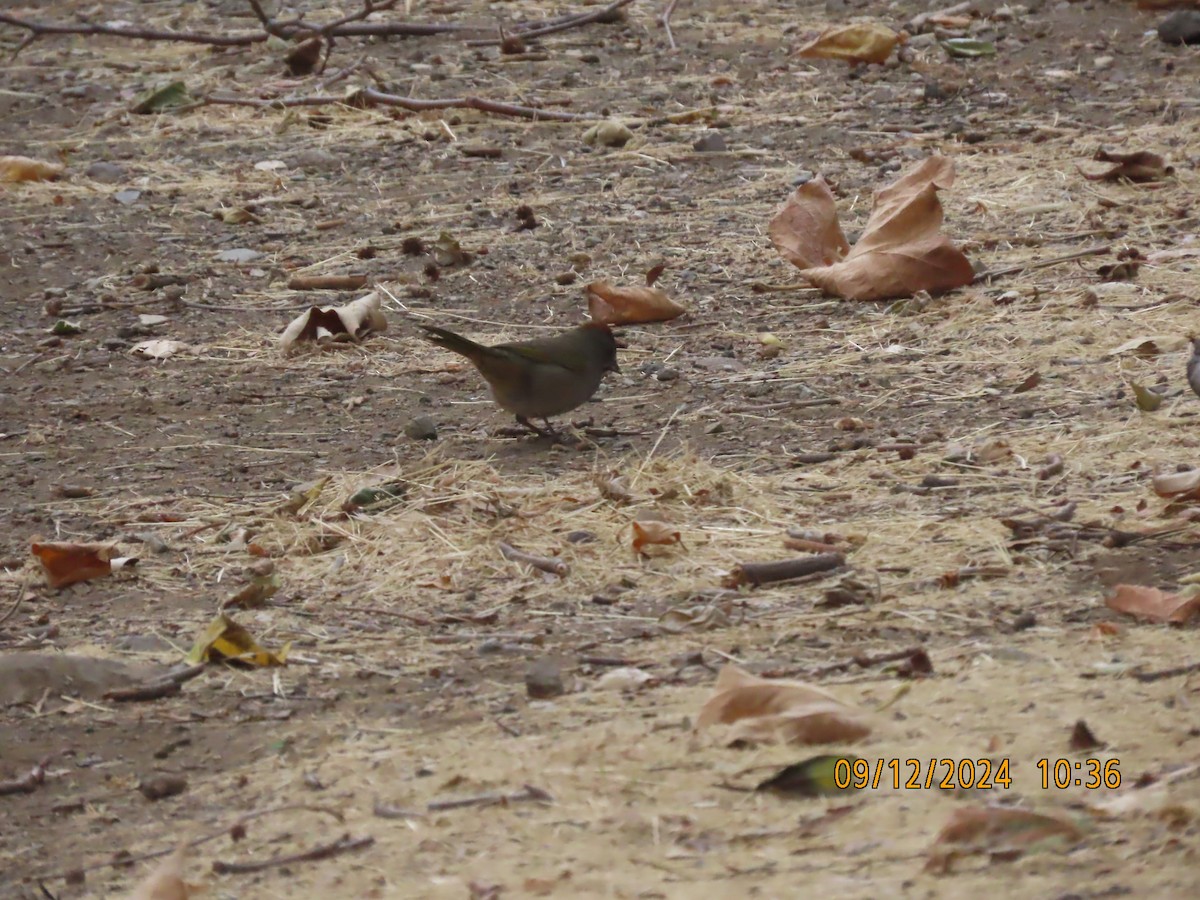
[2,0,1200,897]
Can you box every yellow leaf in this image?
[798,23,902,66]
[186,614,289,667]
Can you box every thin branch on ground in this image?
[102,663,207,702]
[211,833,374,875]
[0,758,49,797]
[205,87,593,121]
[974,245,1111,281]
[660,0,682,50]
[10,804,345,888]
[466,0,636,47]
[0,576,26,627]
[1,1,467,57]
[0,12,264,55]
[375,783,553,819]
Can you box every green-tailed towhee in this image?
[419,323,620,436]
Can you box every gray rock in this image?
[86,161,125,183]
[404,415,438,441]
[525,656,566,699]
[693,132,727,153]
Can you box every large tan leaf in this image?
[1106,584,1200,624]
[279,291,387,354]
[798,23,902,65]
[585,281,686,325]
[770,156,974,302]
[1152,469,1200,500]
[697,664,871,746]
[766,178,850,269]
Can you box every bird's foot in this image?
[515,416,560,440]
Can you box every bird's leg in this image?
[516,415,556,439]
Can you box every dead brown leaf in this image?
[697,664,871,746]
[769,156,974,301]
[585,280,686,326]
[798,23,902,65]
[279,291,387,354]
[927,805,1083,871]
[1105,583,1200,624]
[766,178,850,270]
[1081,149,1174,183]
[30,540,117,589]
[0,155,65,183]
[1152,469,1200,500]
[129,842,192,900]
[632,520,682,557]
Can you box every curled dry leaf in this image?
[632,520,682,557]
[186,614,289,667]
[279,291,387,354]
[596,473,634,504]
[1105,584,1200,624]
[585,280,686,326]
[1152,469,1200,500]
[1081,149,1174,184]
[131,340,190,360]
[769,156,974,302]
[0,155,65,183]
[798,23,902,65]
[932,805,1083,851]
[31,541,117,589]
[1107,334,1187,357]
[129,841,191,900]
[658,600,732,633]
[697,664,871,746]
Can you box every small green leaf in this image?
[755,754,860,798]
[940,39,996,59]
[50,320,82,335]
[132,81,190,114]
[1130,380,1164,412]
[346,481,409,512]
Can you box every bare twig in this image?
[212,833,374,875]
[0,758,48,797]
[373,801,425,819]
[103,664,207,702]
[426,783,552,812]
[0,2,468,57]
[499,541,569,577]
[467,0,636,46]
[1134,660,1200,683]
[287,274,370,291]
[0,12,265,50]
[975,245,1111,282]
[205,87,591,121]
[728,553,845,588]
[660,0,682,50]
[0,577,26,627]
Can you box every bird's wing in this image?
[501,342,585,374]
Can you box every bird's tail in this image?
[418,325,487,361]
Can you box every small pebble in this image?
[138,773,188,801]
[404,415,438,441]
[693,132,727,153]
[525,656,566,699]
